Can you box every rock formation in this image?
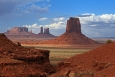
[40,27,43,34]
[42,17,98,45]
[37,27,55,38]
[50,42,115,77]
[66,17,81,34]
[6,27,29,34]
[4,27,33,36]
[4,27,56,38]
[39,27,50,34]
[0,33,55,76]
[44,28,50,34]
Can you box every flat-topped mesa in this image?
[7,27,29,34]
[66,17,81,34]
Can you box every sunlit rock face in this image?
[66,17,81,34]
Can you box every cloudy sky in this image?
[0,0,115,37]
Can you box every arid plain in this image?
[1,17,115,77]
[11,37,109,66]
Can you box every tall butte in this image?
[44,17,98,45]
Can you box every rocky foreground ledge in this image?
[0,33,55,77]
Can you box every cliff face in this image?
[37,27,55,38]
[0,33,55,76]
[6,27,29,34]
[39,27,50,34]
[66,17,81,34]
[40,27,43,34]
[42,17,98,45]
[44,28,50,34]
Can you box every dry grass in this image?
[57,70,95,77]
[23,45,93,66]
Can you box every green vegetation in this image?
[74,70,95,77]
[106,39,112,44]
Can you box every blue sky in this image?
[0,0,115,37]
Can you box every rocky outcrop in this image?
[40,27,43,34]
[66,17,81,34]
[5,27,29,34]
[37,27,55,38]
[39,27,50,34]
[42,17,98,45]
[44,28,50,34]
[50,42,115,77]
[4,27,56,38]
[0,33,55,76]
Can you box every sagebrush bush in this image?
[106,40,112,44]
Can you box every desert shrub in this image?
[74,70,95,77]
[104,63,112,68]
[56,70,95,77]
[106,40,112,44]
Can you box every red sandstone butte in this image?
[43,17,98,45]
[4,27,56,38]
[66,17,81,34]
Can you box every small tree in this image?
[106,40,112,44]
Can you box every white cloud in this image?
[53,17,65,22]
[0,0,51,15]
[23,21,66,30]
[23,23,39,29]
[44,21,66,29]
[79,13,115,25]
[38,17,67,29]
[39,17,48,21]
[16,3,51,15]
[82,13,93,15]
[23,13,115,37]
[23,17,67,35]
[78,13,115,37]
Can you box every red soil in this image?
[43,32,98,45]
[50,42,115,77]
